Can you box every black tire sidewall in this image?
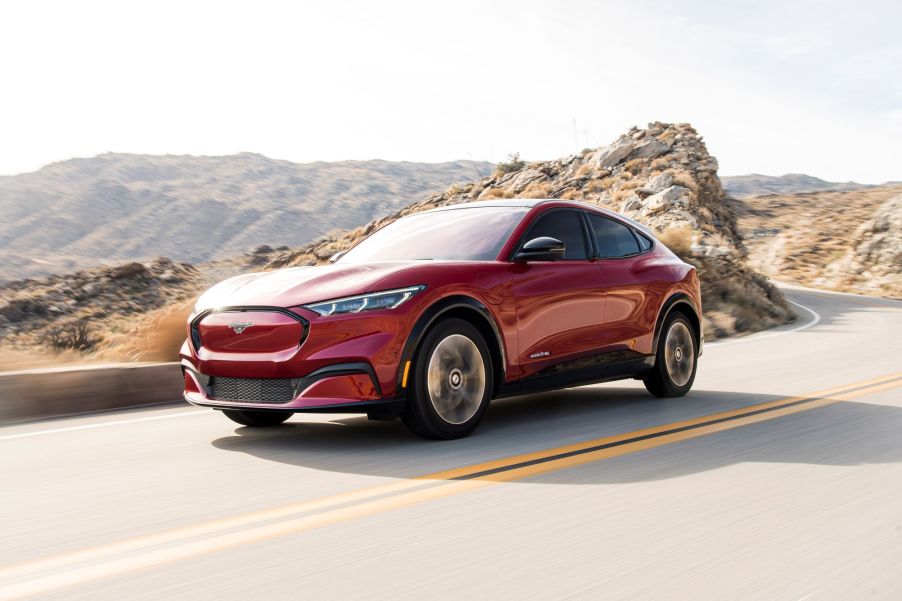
[406,318,494,439]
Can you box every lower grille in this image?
[210,376,295,404]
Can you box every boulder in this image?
[589,136,635,169]
[629,139,671,160]
[643,185,690,214]
[111,262,147,279]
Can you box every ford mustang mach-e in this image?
[181,200,702,439]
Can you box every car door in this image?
[510,208,606,378]
[584,211,660,354]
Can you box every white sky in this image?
[1,0,900,182]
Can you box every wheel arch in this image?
[652,292,702,354]
[397,295,506,396]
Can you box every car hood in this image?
[194,262,426,310]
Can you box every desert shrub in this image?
[671,168,699,195]
[560,189,584,200]
[445,182,463,195]
[481,187,506,199]
[576,163,592,177]
[522,182,552,199]
[650,157,670,170]
[624,158,646,174]
[656,226,694,257]
[45,319,99,352]
[620,179,641,191]
[600,176,618,189]
[494,153,526,175]
[586,180,604,193]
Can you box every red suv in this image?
[181,200,702,439]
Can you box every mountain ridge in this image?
[0,153,492,282]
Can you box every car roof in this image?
[422,198,656,235]
[424,198,602,212]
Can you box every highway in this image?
[1,286,901,600]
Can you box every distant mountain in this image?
[0,153,492,281]
[721,173,872,198]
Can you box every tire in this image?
[401,318,494,439]
[223,409,292,427]
[644,311,698,398]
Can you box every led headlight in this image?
[303,286,425,316]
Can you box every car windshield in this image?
[339,206,528,262]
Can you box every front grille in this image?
[210,377,295,404]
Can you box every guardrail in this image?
[0,362,184,423]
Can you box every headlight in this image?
[303,286,425,316]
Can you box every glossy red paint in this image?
[180,200,702,414]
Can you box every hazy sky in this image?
[2,0,900,182]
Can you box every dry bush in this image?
[522,182,552,199]
[481,187,506,199]
[576,163,592,177]
[100,301,193,362]
[559,189,584,200]
[503,188,516,199]
[671,168,699,194]
[650,157,670,170]
[656,226,694,257]
[494,152,526,176]
[44,319,99,352]
[611,189,633,203]
[445,182,463,195]
[600,176,618,189]
[624,158,647,174]
[620,180,641,191]
[587,179,608,193]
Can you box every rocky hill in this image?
[239,122,794,339]
[0,123,796,366]
[0,154,492,282]
[721,173,872,198]
[733,185,902,297]
[825,194,902,297]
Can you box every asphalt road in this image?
[1,286,901,601]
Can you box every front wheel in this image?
[644,312,698,397]
[401,318,494,439]
[223,409,291,427]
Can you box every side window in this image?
[523,210,588,260]
[636,231,653,252]
[587,213,641,258]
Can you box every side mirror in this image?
[329,251,346,263]
[514,237,566,262]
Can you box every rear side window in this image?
[522,210,589,260]
[636,231,653,252]
[587,213,640,258]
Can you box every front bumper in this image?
[182,362,404,413]
[180,304,418,413]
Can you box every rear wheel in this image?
[644,312,698,397]
[401,318,494,439]
[223,409,291,427]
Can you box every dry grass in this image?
[650,157,670,170]
[624,158,646,174]
[671,169,699,195]
[734,184,902,295]
[99,301,193,362]
[620,180,641,191]
[656,226,694,257]
[559,189,584,200]
[576,163,593,177]
[480,187,506,199]
[522,182,552,199]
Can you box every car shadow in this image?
[210,385,902,484]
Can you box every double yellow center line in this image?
[1,372,900,600]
